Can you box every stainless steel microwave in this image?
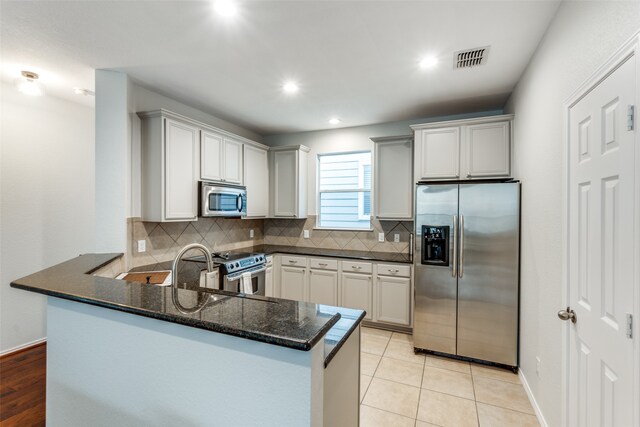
[200,182,247,217]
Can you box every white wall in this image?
[0,82,95,354]
[504,2,640,425]
[263,111,501,215]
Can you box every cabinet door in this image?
[165,119,197,220]
[309,269,338,305]
[280,266,306,301]
[273,150,298,217]
[462,121,511,178]
[201,131,223,182]
[265,265,273,297]
[416,127,460,180]
[223,137,243,184]
[375,275,411,326]
[374,138,413,219]
[244,145,268,217]
[341,272,372,320]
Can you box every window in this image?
[318,151,372,229]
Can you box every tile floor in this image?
[359,327,540,427]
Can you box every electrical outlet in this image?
[137,240,146,253]
[303,230,310,239]
[378,232,385,242]
[394,233,400,243]
[536,356,541,377]
[249,229,255,238]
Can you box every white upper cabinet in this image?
[372,135,413,219]
[201,131,244,185]
[462,121,511,178]
[269,145,309,218]
[411,115,513,181]
[415,127,460,180]
[201,131,223,182]
[223,137,243,184]
[139,111,198,222]
[243,144,269,217]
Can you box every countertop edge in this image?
[10,254,341,352]
[324,310,367,368]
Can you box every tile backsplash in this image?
[128,217,265,268]
[127,215,413,269]
[263,216,413,253]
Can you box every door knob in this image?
[557,307,577,324]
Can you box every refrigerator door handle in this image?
[459,215,465,278]
[452,215,458,278]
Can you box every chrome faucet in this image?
[172,243,215,288]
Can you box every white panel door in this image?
[280,266,306,301]
[308,269,338,305]
[462,121,510,178]
[164,119,197,220]
[201,131,223,182]
[223,137,243,184]
[416,127,460,180]
[265,265,273,297]
[244,145,268,217]
[567,53,636,427]
[341,272,372,320]
[375,275,411,326]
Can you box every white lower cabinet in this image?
[340,272,373,321]
[265,256,274,297]
[272,254,411,327]
[375,275,411,326]
[280,265,306,301]
[308,269,338,306]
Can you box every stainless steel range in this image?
[213,252,267,295]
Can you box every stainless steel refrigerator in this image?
[414,181,520,369]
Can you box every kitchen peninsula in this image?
[11,253,364,427]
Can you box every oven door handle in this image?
[225,265,267,282]
[237,195,243,212]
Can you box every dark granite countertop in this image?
[322,307,366,367]
[10,253,363,352]
[238,244,413,264]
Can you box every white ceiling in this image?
[1,0,560,135]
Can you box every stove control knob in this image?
[228,264,234,270]
[235,262,240,268]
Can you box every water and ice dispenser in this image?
[421,225,449,266]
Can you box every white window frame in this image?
[316,151,372,230]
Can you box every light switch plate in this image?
[378,232,385,242]
[249,229,255,238]
[394,233,400,243]
[137,240,146,253]
[303,230,310,239]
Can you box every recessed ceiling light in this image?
[328,118,341,125]
[15,71,44,96]
[419,56,439,69]
[282,81,299,94]
[214,0,238,17]
[73,88,95,96]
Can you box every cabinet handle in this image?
[318,263,328,267]
[352,266,362,270]
[388,269,399,273]
[289,260,297,264]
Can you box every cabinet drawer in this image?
[341,261,373,274]
[281,255,307,267]
[377,264,411,278]
[309,258,338,270]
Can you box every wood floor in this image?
[0,343,46,427]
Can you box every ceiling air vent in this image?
[454,46,490,69]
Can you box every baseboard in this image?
[0,337,47,358]
[519,370,549,427]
